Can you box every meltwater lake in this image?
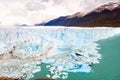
[0,26,120,80]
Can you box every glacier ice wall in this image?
[0,27,120,79]
[0,27,120,55]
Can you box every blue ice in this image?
[0,27,120,74]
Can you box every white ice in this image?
[0,27,120,79]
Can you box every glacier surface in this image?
[0,27,120,79]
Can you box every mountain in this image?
[93,2,119,12]
[44,2,120,27]
[67,12,85,18]
[43,12,84,26]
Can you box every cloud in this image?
[25,1,46,11]
[0,0,119,26]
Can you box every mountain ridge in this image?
[43,2,120,27]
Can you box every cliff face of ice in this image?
[0,27,120,79]
[0,27,119,56]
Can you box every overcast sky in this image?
[0,0,119,25]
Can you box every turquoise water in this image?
[31,34,120,80]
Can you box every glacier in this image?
[0,27,120,79]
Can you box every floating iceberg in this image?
[0,27,120,79]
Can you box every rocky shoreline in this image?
[0,77,20,80]
[0,77,56,80]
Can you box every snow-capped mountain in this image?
[94,2,119,12]
[67,12,85,18]
[43,2,120,27]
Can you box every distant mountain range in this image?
[39,2,120,27]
